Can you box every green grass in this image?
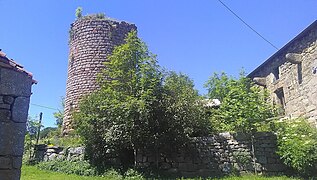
[21,165,301,180]
[216,174,301,180]
[21,165,106,180]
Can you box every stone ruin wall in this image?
[137,132,285,177]
[63,16,137,134]
[250,22,317,126]
[35,132,285,178]
[0,56,34,179]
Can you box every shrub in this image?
[124,169,145,180]
[75,7,83,19]
[102,168,123,179]
[274,118,317,176]
[37,160,97,176]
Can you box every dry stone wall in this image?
[137,132,285,177]
[63,16,137,134]
[248,21,317,126]
[34,145,85,162]
[0,55,34,180]
[36,132,285,178]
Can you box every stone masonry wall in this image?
[249,21,317,126]
[34,132,285,177]
[34,145,85,162]
[137,132,285,177]
[0,56,34,180]
[63,16,137,134]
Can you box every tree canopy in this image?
[205,71,277,133]
[74,30,209,168]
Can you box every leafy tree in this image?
[74,30,210,169]
[75,30,162,168]
[24,116,42,164]
[53,97,65,128]
[205,71,277,133]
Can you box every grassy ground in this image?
[21,165,301,180]
[21,165,106,180]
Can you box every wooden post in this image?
[36,112,43,145]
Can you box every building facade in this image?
[248,20,317,126]
[63,15,136,134]
[0,51,36,179]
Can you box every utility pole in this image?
[36,112,43,145]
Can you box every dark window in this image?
[273,67,279,82]
[275,88,285,115]
[298,63,302,84]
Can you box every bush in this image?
[37,160,97,176]
[124,169,145,180]
[102,168,123,179]
[274,118,317,176]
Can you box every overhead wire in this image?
[217,0,279,50]
[30,103,59,111]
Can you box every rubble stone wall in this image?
[63,16,137,134]
[36,132,285,177]
[0,64,34,179]
[137,132,285,177]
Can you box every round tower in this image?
[63,15,137,135]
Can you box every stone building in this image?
[0,51,36,179]
[63,15,136,134]
[248,20,317,125]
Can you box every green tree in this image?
[205,71,277,133]
[75,30,162,168]
[74,31,210,169]
[53,97,65,129]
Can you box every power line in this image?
[30,103,59,111]
[217,0,279,50]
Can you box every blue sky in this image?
[0,0,316,127]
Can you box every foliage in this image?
[205,71,277,133]
[24,116,42,164]
[37,160,97,176]
[75,7,83,19]
[22,165,300,180]
[96,13,106,19]
[53,96,65,128]
[124,169,145,180]
[40,134,82,148]
[274,118,317,176]
[74,30,210,169]
[21,165,106,180]
[39,127,58,139]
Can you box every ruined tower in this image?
[63,15,137,134]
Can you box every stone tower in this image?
[63,15,137,135]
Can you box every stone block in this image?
[0,156,12,169]
[3,96,14,105]
[0,122,26,156]
[12,97,30,123]
[265,164,286,172]
[178,163,196,171]
[256,156,267,164]
[0,169,21,180]
[0,109,11,122]
[0,68,32,96]
[160,162,171,170]
[12,157,22,169]
[0,104,10,109]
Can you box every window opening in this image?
[272,67,279,82]
[298,63,302,84]
[275,88,285,115]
